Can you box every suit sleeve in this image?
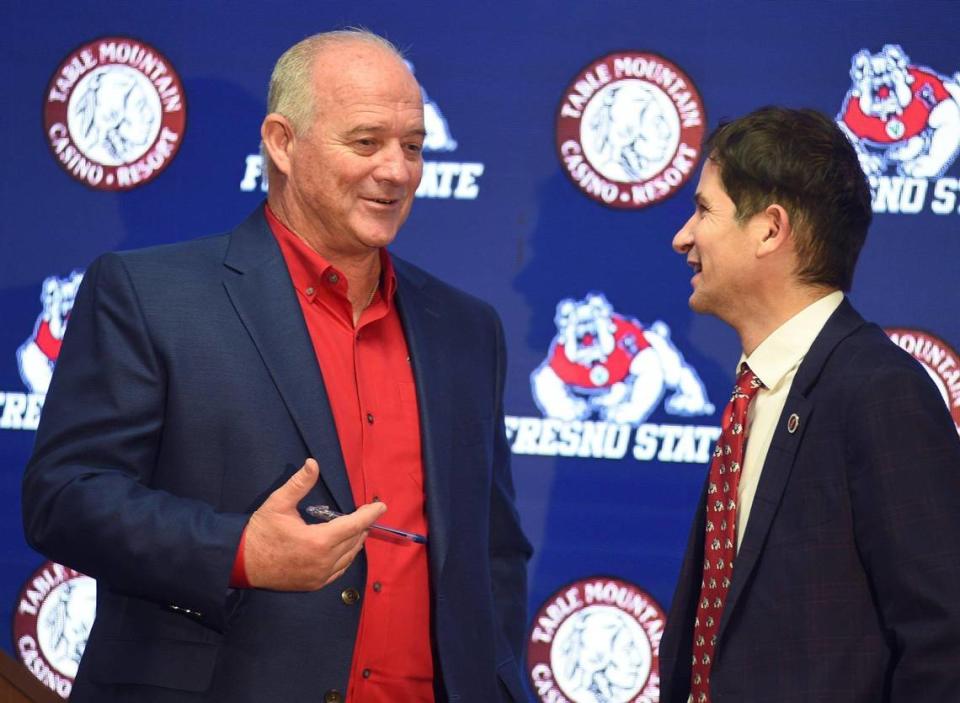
[22,253,247,632]
[845,358,960,700]
[488,310,534,668]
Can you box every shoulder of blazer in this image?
[88,222,238,296]
[790,298,869,397]
[794,298,924,399]
[392,254,499,322]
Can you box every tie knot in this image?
[735,363,763,401]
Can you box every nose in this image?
[672,213,695,254]
[373,142,412,185]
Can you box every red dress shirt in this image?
[236,205,434,702]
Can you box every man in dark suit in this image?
[22,29,531,703]
[660,106,960,702]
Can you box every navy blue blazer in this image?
[659,300,960,703]
[22,207,532,702]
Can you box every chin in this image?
[352,221,402,247]
[688,292,714,316]
[372,223,403,241]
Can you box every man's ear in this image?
[261,114,295,176]
[755,203,792,258]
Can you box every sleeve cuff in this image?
[229,525,251,589]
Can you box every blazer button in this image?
[341,587,360,605]
[323,690,343,703]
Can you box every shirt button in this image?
[323,691,343,703]
[362,668,372,679]
[328,273,339,284]
[366,412,374,424]
[341,588,360,605]
[305,286,315,296]
[372,581,382,593]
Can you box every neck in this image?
[344,257,382,326]
[733,284,837,356]
[267,193,383,325]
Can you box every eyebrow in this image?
[344,124,427,138]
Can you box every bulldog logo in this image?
[837,44,960,179]
[406,61,458,152]
[17,271,84,394]
[531,292,714,425]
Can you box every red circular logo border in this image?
[42,35,187,191]
[555,50,706,210]
[526,574,666,703]
[885,326,960,433]
[12,560,93,699]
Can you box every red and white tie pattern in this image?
[689,364,763,703]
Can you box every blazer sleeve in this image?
[488,310,534,667]
[845,358,960,700]
[22,253,247,632]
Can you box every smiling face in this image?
[267,40,425,258]
[672,159,765,323]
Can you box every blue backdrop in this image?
[4,2,960,700]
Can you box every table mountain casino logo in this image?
[13,561,97,699]
[1,271,83,431]
[886,328,960,435]
[44,36,186,190]
[528,576,666,703]
[836,44,960,215]
[556,51,705,209]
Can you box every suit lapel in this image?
[393,259,453,585]
[718,299,867,641]
[221,207,355,513]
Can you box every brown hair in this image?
[706,106,872,291]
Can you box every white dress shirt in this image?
[735,290,844,551]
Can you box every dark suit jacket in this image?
[659,299,960,703]
[22,207,532,702]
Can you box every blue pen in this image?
[305,504,428,544]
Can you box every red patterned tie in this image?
[689,364,763,703]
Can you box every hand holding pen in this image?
[306,504,427,544]
[242,459,387,591]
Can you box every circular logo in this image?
[556,51,705,209]
[528,576,665,703]
[885,327,960,435]
[13,561,97,699]
[589,364,611,387]
[43,36,186,190]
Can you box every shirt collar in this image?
[264,203,397,305]
[740,290,844,392]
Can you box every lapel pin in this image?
[787,413,800,433]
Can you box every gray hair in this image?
[261,29,406,177]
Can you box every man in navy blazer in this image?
[22,29,531,702]
[660,106,960,702]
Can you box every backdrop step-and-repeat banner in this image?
[3,3,959,701]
